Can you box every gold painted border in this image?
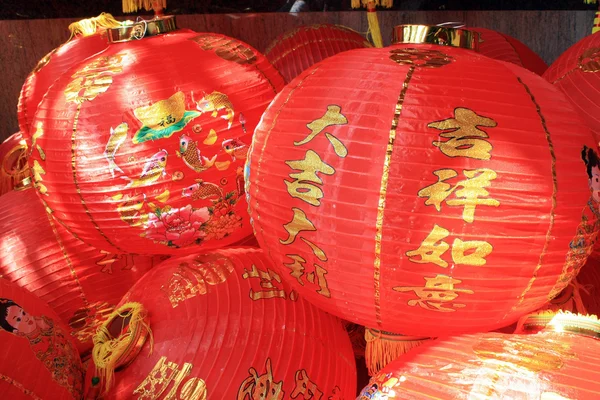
[0,373,43,400]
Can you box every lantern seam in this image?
[500,34,525,68]
[373,65,417,327]
[551,67,578,84]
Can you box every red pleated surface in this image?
[0,278,84,399]
[246,43,598,337]
[543,32,600,143]
[358,329,600,399]
[472,27,547,75]
[85,247,356,399]
[265,24,372,83]
[28,29,285,255]
[18,32,109,140]
[0,188,164,356]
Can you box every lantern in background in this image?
[29,15,284,255]
[265,24,371,83]
[470,27,547,75]
[0,132,29,195]
[247,24,598,338]
[544,30,600,142]
[18,13,120,139]
[84,247,356,399]
[0,278,84,399]
[358,312,600,399]
[0,187,164,357]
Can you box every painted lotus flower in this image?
[145,205,209,247]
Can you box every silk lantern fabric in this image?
[0,187,163,357]
[0,132,29,195]
[471,27,547,75]
[0,278,84,399]
[85,247,356,399]
[28,22,285,255]
[544,31,600,143]
[246,26,599,337]
[357,313,600,399]
[265,23,372,83]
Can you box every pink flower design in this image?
[146,205,209,248]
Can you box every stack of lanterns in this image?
[2,2,600,398]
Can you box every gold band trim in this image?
[365,328,430,342]
[373,65,416,327]
[107,15,177,43]
[392,25,480,51]
[510,77,557,310]
[0,373,42,400]
[518,311,600,340]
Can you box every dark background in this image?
[0,0,597,19]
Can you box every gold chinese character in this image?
[285,150,335,206]
[283,255,331,298]
[307,264,331,298]
[428,108,497,160]
[32,159,48,196]
[280,208,317,245]
[284,254,307,285]
[394,274,474,312]
[64,54,125,104]
[294,105,348,157]
[238,358,285,400]
[328,387,343,400]
[291,369,323,399]
[134,356,207,400]
[242,264,298,301]
[406,225,493,267]
[418,168,500,223]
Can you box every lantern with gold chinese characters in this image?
[84,247,356,399]
[18,13,120,139]
[28,15,284,255]
[265,23,372,83]
[544,30,600,142]
[247,24,598,338]
[0,187,164,358]
[0,132,29,195]
[0,278,84,399]
[357,312,600,399]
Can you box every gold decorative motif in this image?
[579,47,600,73]
[191,34,257,65]
[162,254,235,308]
[68,302,114,344]
[394,274,474,312]
[389,48,454,68]
[285,150,335,207]
[237,358,284,400]
[294,105,348,157]
[283,254,331,298]
[242,264,298,301]
[134,356,207,400]
[291,369,323,399]
[0,373,43,400]
[279,208,317,245]
[64,54,125,104]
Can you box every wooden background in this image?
[0,10,594,141]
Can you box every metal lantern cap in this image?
[107,15,178,43]
[518,311,600,340]
[392,24,480,51]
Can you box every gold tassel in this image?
[92,302,153,393]
[350,0,392,49]
[364,328,429,376]
[123,0,166,13]
[1,139,30,194]
[68,13,121,38]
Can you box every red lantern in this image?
[543,31,600,142]
[358,312,600,399]
[0,187,164,357]
[246,24,598,337]
[470,27,547,75]
[0,132,29,195]
[0,278,84,399]
[84,247,356,399]
[18,14,120,139]
[265,23,372,83]
[29,15,285,255]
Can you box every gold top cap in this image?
[107,15,177,43]
[517,310,600,340]
[392,24,480,51]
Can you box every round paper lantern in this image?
[0,278,84,399]
[29,16,285,255]
[0,187,164,357]
[18,13,120,139]
[265,23,372,83]
[544,31,600,142]
[84,247,356,399]
[247,24,599,337]
[0,132,29,195]
[357,312,600,399]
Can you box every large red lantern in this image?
[357,312,600,399]
[246,24,598,337]
[265,23,372,83]
[84,247,356,399]
[0,187,164,357]
[543,30,600,142]
[470,27,547,75]
[29,15,285,255]
[0,132,29,195]
[18,14,119,139]
[0,278,84,399]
